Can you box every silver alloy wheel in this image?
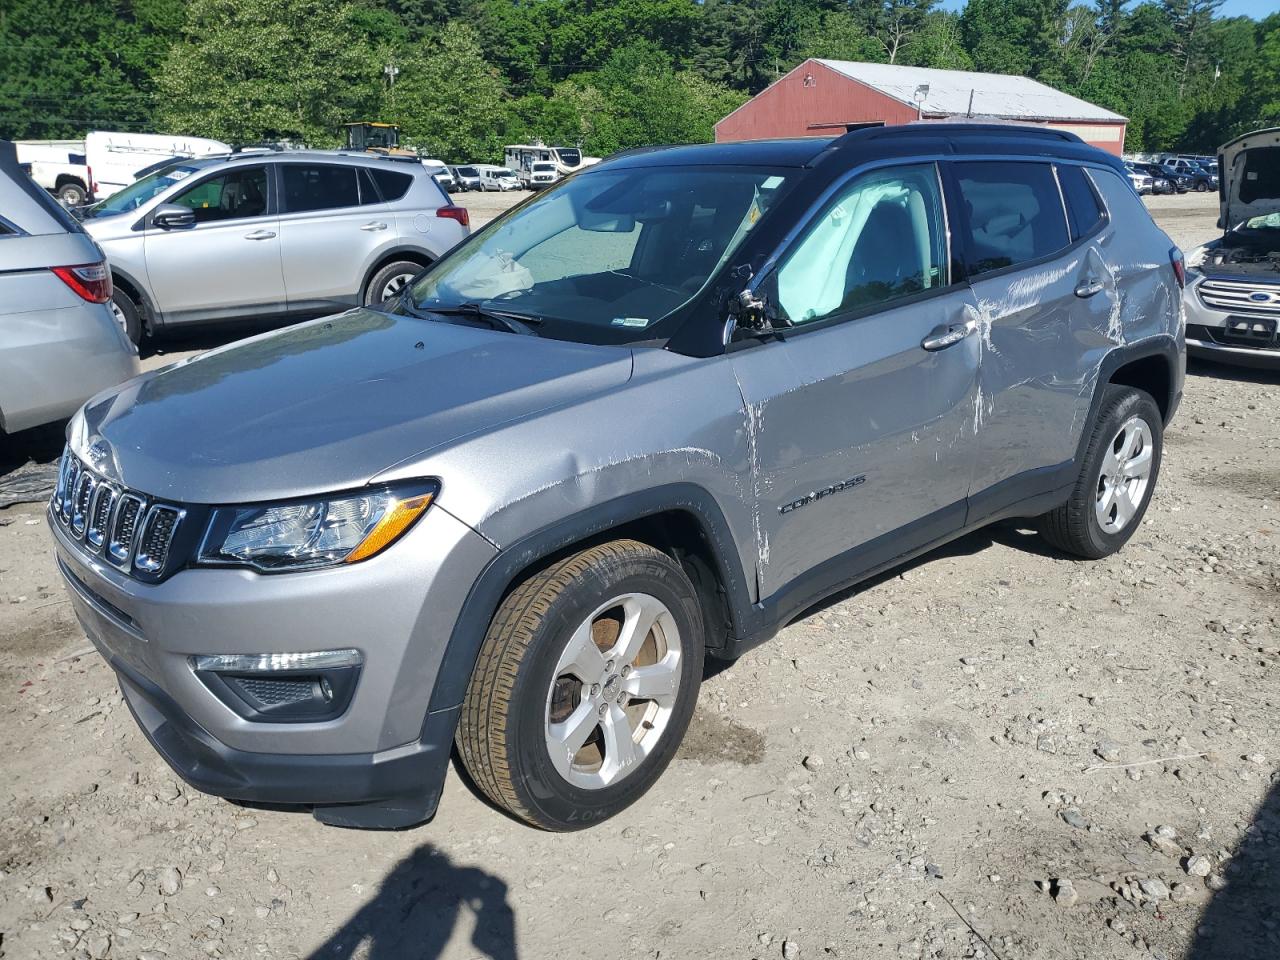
[1095,415,1154,534]
[379,272,414,302]
[544,592,683,790]
[109,300,128,336]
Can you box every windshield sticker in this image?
[611,317,650,328]
[169,169,191,180]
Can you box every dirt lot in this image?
[1,190,1277,960]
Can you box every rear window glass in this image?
[1057,165,1106,240]
[281,164,360,213]
[370,168,413,202]
[954,161,1069,277]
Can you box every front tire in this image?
[1038,385,1162,559]
[457,540,704,830]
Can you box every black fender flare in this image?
[422,483,754,722]
[1079,335,1182,465]
[110,266,160,332]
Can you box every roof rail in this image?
[834,122,1084,149]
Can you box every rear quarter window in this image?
[370,168,414,203]
[954,161,1069,277]
[1057,165,1107,240]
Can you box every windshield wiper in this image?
[418,302,544,336]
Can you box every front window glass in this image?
[409,165,790,343]
[776,163,948,324]
[83,164,201,219]
[171,167,268,223]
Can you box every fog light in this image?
[191,649,363,723]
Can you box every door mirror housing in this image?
[728,278,789,342]
[152,204,196,230]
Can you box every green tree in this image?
[158,0,381,145]
[385,22,508,161]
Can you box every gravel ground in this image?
[1,190,1277,960]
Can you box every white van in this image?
[85,132,230,199]
[476,165,521,192]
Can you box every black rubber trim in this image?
[110,654,455,829]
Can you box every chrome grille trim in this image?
[49,450,183,578]
[1197,277,1280,316]
[86,483,118,551]
[107,494,145,567]
[135,505,184,574]
[70,472,97,539]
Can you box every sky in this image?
[936,0,1278,18]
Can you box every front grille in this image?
[51,447,185,579]
[1197,277,1280,316]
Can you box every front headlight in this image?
[199,482,437,572]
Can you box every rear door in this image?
[953,160,1113,513]
[277,162,388,312]
[731,162,981,598]
[142,163,285,324]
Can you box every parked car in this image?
[421,159,457,193]
[1155,162,1195,193]
[78,150,470,344]
[49,125,1184,831]
[1131,163,1175,195]
[450,165,481,191]
[0,141,138,434]
[528,160,560,189]
[14,139,94,205]
[1185,160,1218,192]
[476,164,521,191]
[1184,127,1280,368]
[1124,162,1153,194]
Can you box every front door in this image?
[731,162,981,598]
[144,164,285,325]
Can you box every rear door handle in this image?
[360,221,388,231]
[1075,279,1104,298]
[244,230,276,240]
[921,318,977,352]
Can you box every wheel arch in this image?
[110,267,158,333]
[423,484,755,722]
[53,173,87,190]
[1103,338,1179,425]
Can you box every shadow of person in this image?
[307,845,517,960]
[1187,778,1280,960]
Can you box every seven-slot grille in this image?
[51,448,184,577]
[1197,277,1280,316]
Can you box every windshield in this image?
[408,164,790,344]
[83,164,201,219]
[495,169,517,177]
[457,167,477,177]
[533,163,556,172]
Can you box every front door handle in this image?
[1075,278,1104,298]
[360,221,388,231]
[921,318,977,352]
[244,230,276,240]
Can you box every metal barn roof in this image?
[815,60,1127,124]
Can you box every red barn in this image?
[715,59,1127,156]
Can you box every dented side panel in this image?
[728,289,981,597]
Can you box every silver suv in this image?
[50,126,1184,831]
[79,150,470,343]
[0,141,138,434]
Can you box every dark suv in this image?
[52,125,1185,830]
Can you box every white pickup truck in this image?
[16,132,230,206]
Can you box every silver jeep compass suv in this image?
[79,150,470,344]
[50,126,1185,830]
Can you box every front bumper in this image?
[1183,275,1280,369]
[51,501,496,826]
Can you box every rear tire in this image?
[1038,385,1162,559]
[457,540,704,830]
[110,290,143,346]
[56,181,87,206]
[363,260,423,306]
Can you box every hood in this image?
[73,309,633,504]
[1219,127,1280,230]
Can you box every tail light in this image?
[1169,248,1186,290]
[51,261,113,304]
[87,165,97,199]
[436,205,469,228]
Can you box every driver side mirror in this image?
[727,280,789,343]
[152,203,196,230]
